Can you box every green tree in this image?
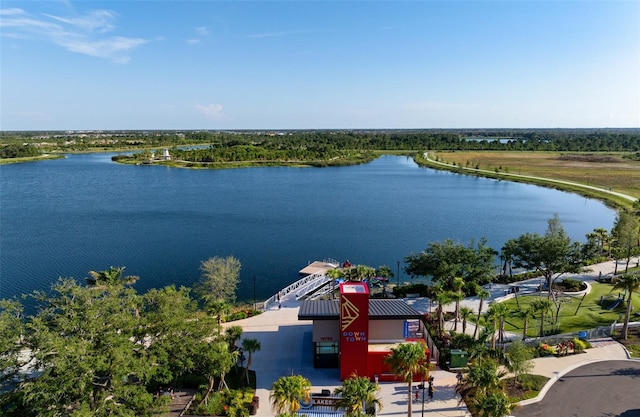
[85,266,139,287]
[517,308,535,340]
[434,290,453,337]
[505,340,534,387]
[473,391,514,417]
[531,298,553,337]
[502,215,585,300]
[456,358,505,401]
[241,338,261,383]
[384,342,429,417]
[270,375,311,416]
[226,325,244,349]
[0,300,24,388]
[473,286,491,340]
[196,256,242,308]
[333,375,382,417]
[21,279,159,417]
[451,277,465,332]
[197,340,238,404]
[459,306,474,335]
[611,273,640,339]
[141,285,221,388]
[405,238,496,292]
[611,211,640,274]
[326,268,344,297]
[486,303,509,347]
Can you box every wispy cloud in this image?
[195,104,224,120]
[244,30,309,39]
[186,25,209,45]
[0,7,152,63]
[195,26,209,37]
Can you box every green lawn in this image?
[482,283,640,337]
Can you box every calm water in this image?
[0,154,616,303]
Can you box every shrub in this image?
[558,278,584,292]
[572,338,588,353]
[536,343,556,357]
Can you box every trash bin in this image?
[249,397,259,415]
[449,349,468,368]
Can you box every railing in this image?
[420,320,440,365]
[261,270,333,309]
[515,321,640,348]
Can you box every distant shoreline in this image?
[0,154,64,165]
[416,151,638,211]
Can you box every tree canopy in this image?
[0,272,227,416]
[501,214,585,298]
[404,238,497,292]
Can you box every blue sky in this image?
[1,1,639,130]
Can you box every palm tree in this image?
[333,374,382,417]
[484,306,498,349]
[530,299,553,337]
[225,325,244,349]
[326,268,344,298]
[611,273,640,339]
[270,375,311,416]
[241,338,261,383]
[384,341,428,417]
[434,290,453,337]
[473,286,491,340]
[517,308,535,340]
[451,277,465,332]
[459,306,474,335]
[85,266,139,287]
[492,303,510,345]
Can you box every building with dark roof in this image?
[298,282,428,381]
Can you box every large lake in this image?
[0,154,616,303]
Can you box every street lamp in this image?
[253,275,256,310]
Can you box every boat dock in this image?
[261,259,339,309]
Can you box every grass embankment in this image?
[0,154,64,165]
[481,282,640,337]
[416,151,640,210]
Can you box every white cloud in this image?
[195,26,209,36]
[43,10,117,33]
[195,104,224,120]
[0,7,152,63]
[187,38,200,44]
[0,8,26,16]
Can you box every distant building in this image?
[162,149,171,160]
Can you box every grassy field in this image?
[0,154,64,165]
[422,151,640,208]
[483,282,640,337]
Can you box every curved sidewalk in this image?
[519,340,633,406]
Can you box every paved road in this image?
[512,360,640,417]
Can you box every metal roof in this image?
[298,299,422,321]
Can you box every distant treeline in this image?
[2,128,640,154]
[0,143,40,158]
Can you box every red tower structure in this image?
[339,282,369,380]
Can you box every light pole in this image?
[253,275,256,310]
[420,378,425,417]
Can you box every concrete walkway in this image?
[222,257,638,416]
